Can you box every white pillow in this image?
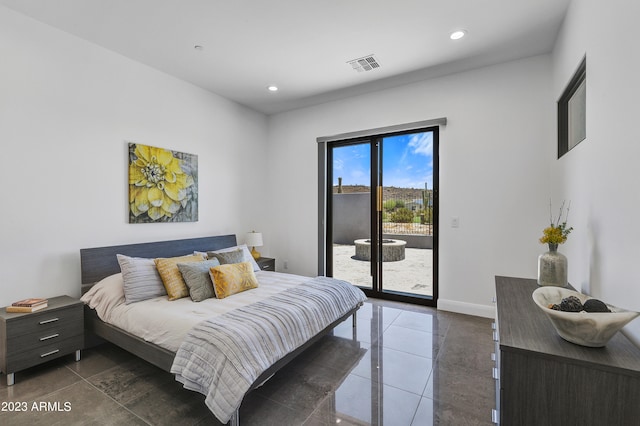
[81,273,125,321]
[209,244,260,272]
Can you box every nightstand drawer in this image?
[260,262,274,271]
[7,323,83,353]
[256,257,275,271]
[5,304,83,339]
[5,335,83,373]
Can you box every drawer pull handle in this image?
[40,349,60,358]
[40,333,60,341]
[39,318,59,325]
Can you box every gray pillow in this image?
[117,254,166,304]
[177,259,220,302]
[207,244,261,271]
[207,248,245,265]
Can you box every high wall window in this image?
[558,57,586,158]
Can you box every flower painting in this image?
[128,143,198,223]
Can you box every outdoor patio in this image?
[332,244,433,297]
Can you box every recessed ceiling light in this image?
[267,85,279,92]
[194,45,204,51]
[450,30,466,40]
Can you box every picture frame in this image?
[558,57,586,158]
[128,142,198,223]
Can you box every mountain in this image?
[333,185,431,202]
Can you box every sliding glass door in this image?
[326,127,438,305]
[328,140,373,290]
[379,132,435,298]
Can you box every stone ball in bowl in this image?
[532,287,639,347]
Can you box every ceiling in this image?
[0,0,570,115]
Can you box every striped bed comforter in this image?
[170,276,366,423]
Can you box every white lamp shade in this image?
[246,232,263,247]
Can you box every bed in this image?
[80,235,366,425]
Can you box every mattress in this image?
[81,270,311,352]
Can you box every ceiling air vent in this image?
[347,55,380,72]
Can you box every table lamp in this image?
[246,231,263,260]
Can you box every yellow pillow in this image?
[155,254,204,300]
[209,262,259,299]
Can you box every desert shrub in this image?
[383,199,397,211]
[389,207,414,223]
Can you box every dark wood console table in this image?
[493,276,640,425]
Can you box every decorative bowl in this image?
[532,287,639,347]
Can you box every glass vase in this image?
[537,243,568,287]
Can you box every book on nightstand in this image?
[12,298,48,307]
[6,303,48,313]
[6,298,49,313]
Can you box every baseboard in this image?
[438,298,495,319]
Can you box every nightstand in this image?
[256,257,275,271]
[0,295,84,386]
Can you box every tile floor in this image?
[0,299,495,425]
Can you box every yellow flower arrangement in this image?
[129,144,195,221]
[539,200,573,247]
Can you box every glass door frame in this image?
[319,126,439,307]
[325,137,378,289]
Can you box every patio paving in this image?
[332,244,433,297]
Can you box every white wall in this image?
[0,6,268,305]
[552,0,640,344]
[267,55,555,317]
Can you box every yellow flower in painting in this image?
[129,144,194,221]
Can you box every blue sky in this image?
[332,131,433,189]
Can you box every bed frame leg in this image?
[352,311,357,328]
[229,410,239,426]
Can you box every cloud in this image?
[334,158,344,172]
[408,133,433,157]
[350,168,368,183]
